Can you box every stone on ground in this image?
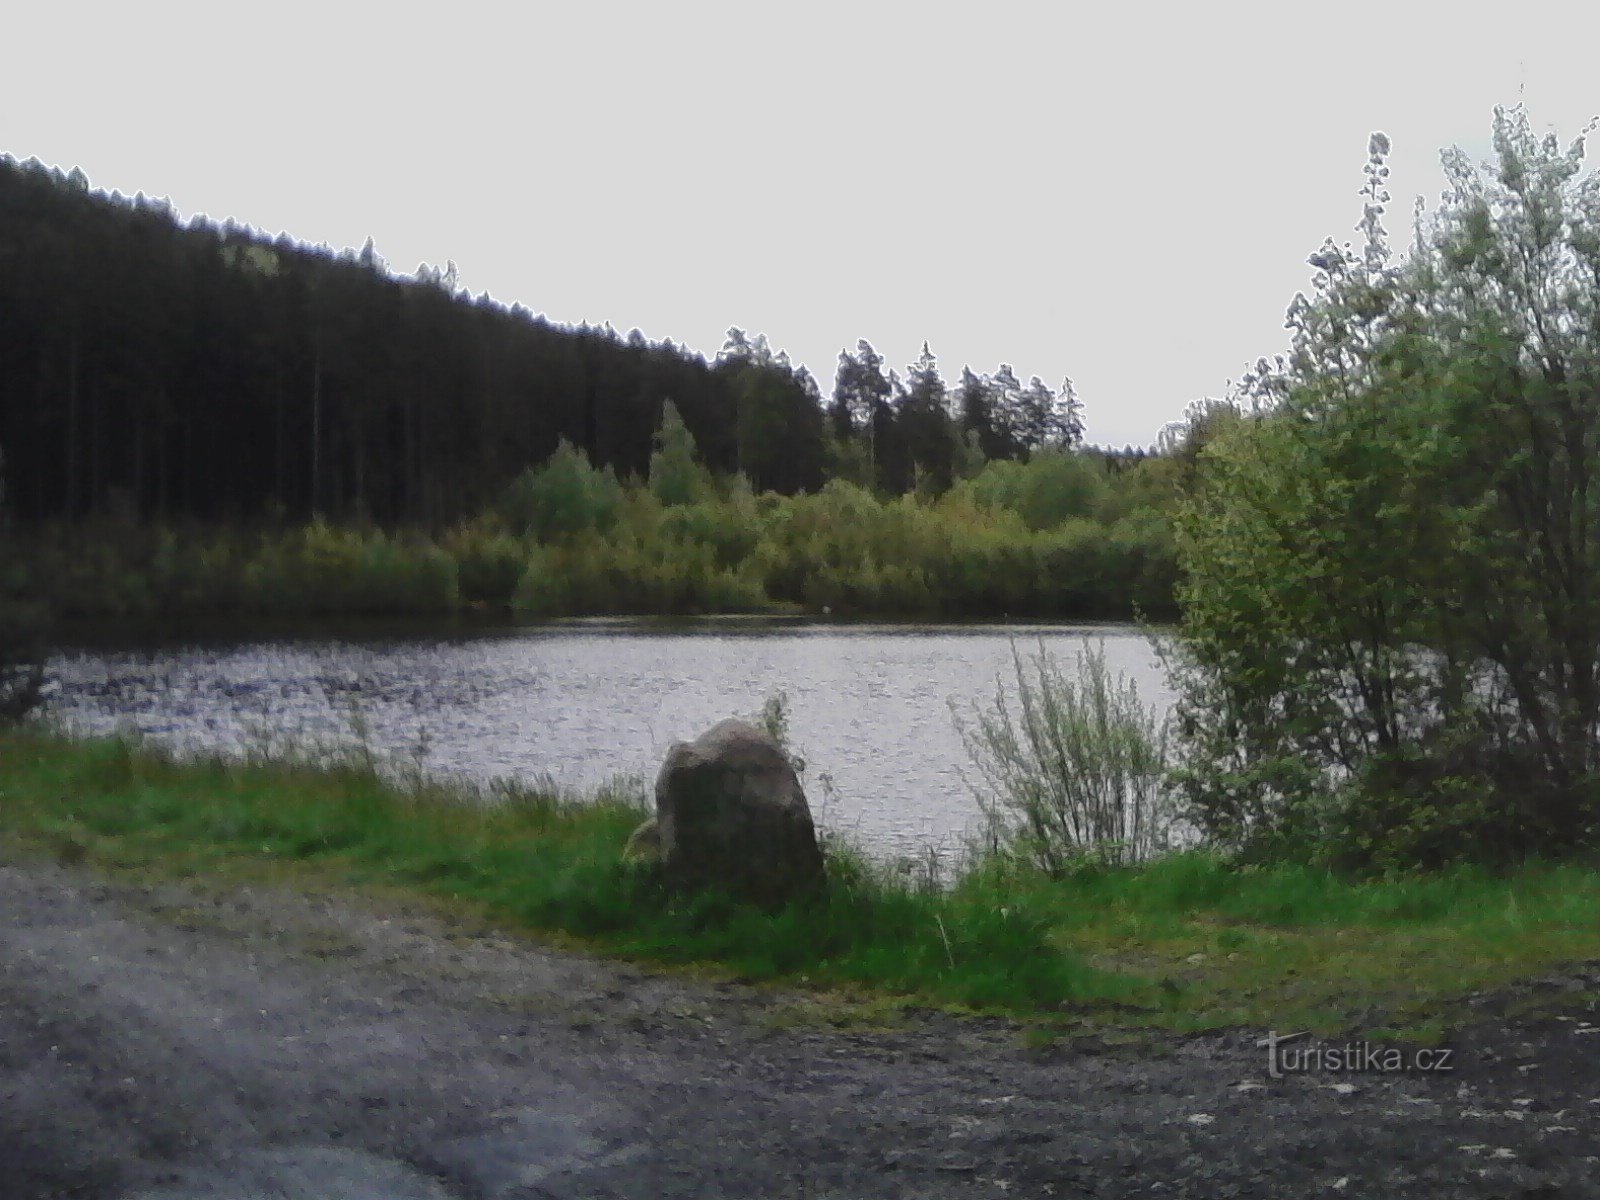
[653,719,824,907]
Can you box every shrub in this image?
[1173,109,1600,865]
[246,524,459,615]
[447,524,528,608]
[502,439,625,540]
[955,641,1175,873]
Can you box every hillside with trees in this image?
[0,154,1096,525]
[0,153,1182,620]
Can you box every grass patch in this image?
[2,729,1596,1034]
[968,851,1600,1035]
[0,730,1134,1016]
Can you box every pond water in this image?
[46,618,1177,863]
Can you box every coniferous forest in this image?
[0,153,1185,620]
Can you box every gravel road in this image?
[2,855,1597,1199]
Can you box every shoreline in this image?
[3,729,1597,1043]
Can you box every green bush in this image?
[5,443,1184,621]
[502,439,625,540]
[1172,110,1600,866]
[246,524,459,616]
[448,525,529,608]
[955,641,1176,873]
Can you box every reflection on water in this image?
[47,618,1176,862]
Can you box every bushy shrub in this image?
[511,535,767,617]
[247,524,459,615]
[446,524,528,608]
[501,440,624,540]
[658,501,762,570]
[147,528,251,613]
[510,546,567,617]
[955,641,1176,873]
[955,451,1107,531]
[4,441,1182,622]
[1173,109,1600,866]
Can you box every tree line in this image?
[0,154,1088,528]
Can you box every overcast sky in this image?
[5,3,1599,448]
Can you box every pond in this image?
[46,618,1177,863]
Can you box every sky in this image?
[5,2,1600,449]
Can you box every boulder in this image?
[653,719,825,907]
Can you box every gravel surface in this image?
[2,855,1598,1199]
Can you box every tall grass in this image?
[955,641,1176,873]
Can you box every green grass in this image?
[972,851,1600,1036]
[3,728,1596,1037]
[0,730,1136,1016]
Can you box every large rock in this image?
[653,719,825,906]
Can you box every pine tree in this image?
[898,342,957,493]
[957,366,1005,460]
[832,340,894,486]
[828,349,857,443]
[715,331,827,493]
[990,363,1026,459]
[1050,376,1085,449]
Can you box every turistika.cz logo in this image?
[1257,1030,1456,1079]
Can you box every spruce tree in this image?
[898,342,957,493]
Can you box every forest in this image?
[0,152,1186,620]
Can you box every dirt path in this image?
[2,856,1597,1199]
